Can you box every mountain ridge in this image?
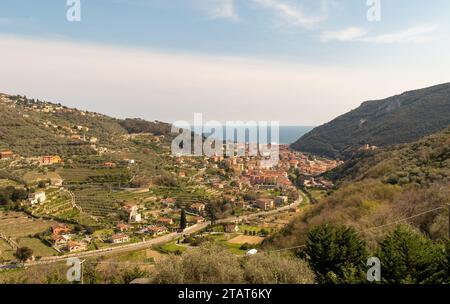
[291,83,450,159]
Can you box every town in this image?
[0,94,341,264]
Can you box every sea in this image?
[197,125,314,145]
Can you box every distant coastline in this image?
[187,125,314,145]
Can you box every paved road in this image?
[22,193,302,267]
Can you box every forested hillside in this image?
[291,83,450,159]
[269,127,450,249]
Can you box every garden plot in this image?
[228,235,265,245]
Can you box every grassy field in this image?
[17,237,57,258]
[155,240,187,254]
[209,233,247,255]
[228,235,265,245]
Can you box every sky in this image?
[0,0,449,125]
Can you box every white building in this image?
[28,191,46,206]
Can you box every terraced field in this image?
[23,171,61,185]
[0,239,15,261]
[112,189,154,202]
[32,188,73,217]
[0,211,57,239]
[72,185,121,218]
[149,186,214,206]
[57,167,130,185]
[0,179,20,188]
[29,188,97,227]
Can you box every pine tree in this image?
[303,224,368,284]
[180,208,187,230]
[378,226,445,284]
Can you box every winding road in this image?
[21,193,302,267]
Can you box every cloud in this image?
[320,24,439,44]
[362,24,439,44]
[320,27,367,42]
[251,0,325,29]
[0,35,447,125]
[198,0,238,21]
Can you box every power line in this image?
[84,261,153,265]
[362,206,445,232]
[12,205,449,265]
[269,244,306,252]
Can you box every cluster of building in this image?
[0,150,64,168]
[359,144,379,151]
[0,150,14,160]
[50,224,88,253]
[278,145,343,176]
[302,177,334,189]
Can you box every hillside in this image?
[268,127,450,249]
[291,83,450,159]
[327,127,450,186]
[0,93,171,157]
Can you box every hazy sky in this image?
[0,0,449,125]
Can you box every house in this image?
[52,224,71,235]
[360,144,378,151]
[103,162,117,168]
[224,224,239,233]
[289,159,299,169]
[275,196,288,206]
[41,155,62,165]
[191,216,205,224]
[0,150,14,160]
[255,199,274,210]
[116,223,132,232]
[89,137,98,143]
[51,234,68,246]
[65,241,87,253]
[124,203,142,223]
[144,226,168,236]
[163,197,176,206]
[190,203,206,214]
[158,218,174,226]
[111,233,130,244]
[28,191,46,206]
